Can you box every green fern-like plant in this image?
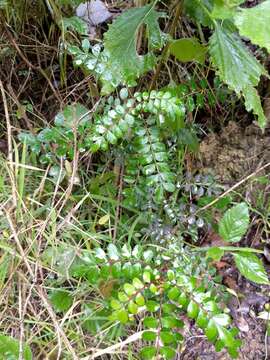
[19,89,186,199]
[66,242,241,359]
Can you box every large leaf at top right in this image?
[209,24,268,129]
[234,0,270,53]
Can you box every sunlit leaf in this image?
[235,0,270,53]
[233,252,269,285]
[49,289,73,313]
[0,334,32,360]
[170,38,207,64]
[104,4,166,83]
[219,203,249,243]
[209,24,267,128]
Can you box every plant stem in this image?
[149,1,183,90]
[192,246,265,254]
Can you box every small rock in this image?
[76,1,112,26]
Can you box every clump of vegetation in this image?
[0,0,270,359]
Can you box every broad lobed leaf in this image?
[235,0,270,53]
[104,4,166,83]
[209,24,268,128]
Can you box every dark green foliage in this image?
[19,89,187,199]
[54,242,241,359]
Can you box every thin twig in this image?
[149,1,183,90]
[5,210,79,359]
[3,23,62,104]
[0,80,17,207]
[196,161,270,214]
[82,330,146,360]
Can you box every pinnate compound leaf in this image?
[169,38,207,64]
[104,4,166,83]
[219,203,249,243]
[235,0,270,53]
[0,334,32,360]
[209,25,267,128]
[233,252,269,285]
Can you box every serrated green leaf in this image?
[178,293,189,307]
[235,1,270,53]
[0,334,32,360]
[209,25,267,128]
[49,289,72,313]
[104,4,166,83]
[233,252,269,285]
[219,203,249,243]
[211,0,237,19]
[149,283,158,294]
[242,85,267,129]
[170,38,207,64]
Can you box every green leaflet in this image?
[235,0,270,53]
[209,24,267,128]
[0,334,32,360]
[169,38,207,64]
[242,86,267,130]
[233,252,269,285]
[104,4,166,83]
[211,0,237,19]
[218,203,249,243]
[54,103,90,128]
[49,289,73,313]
